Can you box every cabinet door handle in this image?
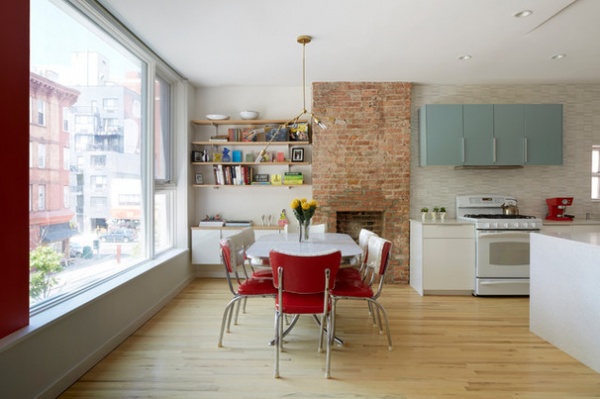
[461,138,465,163]
[493,137,497,163]
[524,138,528,163]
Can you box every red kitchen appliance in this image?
[545,197,574,221]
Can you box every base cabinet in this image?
[410,221,475,295]
[191,226,282,265]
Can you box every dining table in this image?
[246,232,362,346]
[246,232,362,263]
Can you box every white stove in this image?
[456,195,541,296]
[456,195,542,230]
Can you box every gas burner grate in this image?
[463,214,537,219]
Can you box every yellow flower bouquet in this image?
[290,198,317,241]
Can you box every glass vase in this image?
[303,220,311,241]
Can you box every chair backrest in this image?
[357,228,378,264]
[269,249,342,294]
[309,223,327,233]
[362,236,392,296]
[365,235,392,277]
[237,227,255,249]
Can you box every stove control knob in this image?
[503,222,509,229]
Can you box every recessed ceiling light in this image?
[514,10,533,18]
[551,54,566,60]
[458,55,472,61]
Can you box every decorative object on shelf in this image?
[255,35,329,164]
[232,150,242,162]
[290,122,309,141]
[206,114,230,121]
[201,149,209,162]
[291,147,305,162]
[239,111,259,120]
[192,150,203,162]
[291,198,317,242]
[420,207,429,221]
[270,174,282,185]
[432,207,440,221]
[199,214,224,227]
[194,173,203,185]
[439,207,446,222]
[222,148,231,162]
[278,209,289,226]
[213,153,222,162]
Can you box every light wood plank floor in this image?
[59,279,600,398]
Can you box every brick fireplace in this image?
[311,82,411,283]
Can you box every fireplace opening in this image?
[336,211,384,242]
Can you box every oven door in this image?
[476,230,533,278]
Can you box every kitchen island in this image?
[530,231,600,373]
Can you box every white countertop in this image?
[410,218,473,226]
[535,231,600,246]
[542,219,600,226]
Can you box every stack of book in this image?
[283,172,304,185]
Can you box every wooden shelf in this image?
[191,141,309,146]
[192,161,309,166]
[192,119,307,126]
[192,184,311,188]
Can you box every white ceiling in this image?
[98,0,600,88]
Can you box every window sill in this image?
[0,248,187,353]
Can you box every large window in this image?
[29,0,179,312]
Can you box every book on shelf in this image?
[225,220,253,227]
[253,173,270,183]
[283,180,304,185]
[209,135,228,142]
[251,181,271,185]
[199,220,224,227]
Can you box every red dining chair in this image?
[217,236,277,348]
[336,228,378,282]
[269,249,342,379]
[329,235,393,350]
[237,227,272,279]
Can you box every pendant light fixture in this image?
[255,35,327,164]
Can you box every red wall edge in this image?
[0,2,31,338]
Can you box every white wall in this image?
[410,83,600,219]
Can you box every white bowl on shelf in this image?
[206,114,230,121]
[239,111,259,120]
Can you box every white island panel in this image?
[530,232,600,373]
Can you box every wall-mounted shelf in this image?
[192,161,309,166]
[192,119,306,126]
[191,140,309,146]
[192,184,311,189]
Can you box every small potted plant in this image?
[420,207,429,221]
[439,206,447,222]
[432,206,440,221]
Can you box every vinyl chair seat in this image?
[238,278,277,296]
[335,267,362,281]
[276,292,333,314]
[330,278,373,298]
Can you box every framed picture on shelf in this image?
[192,150,203,162]
[291,147,305,162]
[194,173,203,185]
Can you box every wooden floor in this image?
[59,279,600,399]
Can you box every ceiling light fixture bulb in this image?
[514,10,533,18]
[551,54,566,60]
[458,55,472,61]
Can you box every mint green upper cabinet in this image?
[524,104,563,165]
[419,103,563,166]
[493,104,525,165]
[419,105,463,166]
[463,105,493,165]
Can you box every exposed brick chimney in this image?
[311,82,411,283]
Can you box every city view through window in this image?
[29,0,153,309]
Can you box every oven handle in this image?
[477,230,537,239]
[480,280,529,286]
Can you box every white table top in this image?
[246,232,362,259]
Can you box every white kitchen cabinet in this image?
[410,221,475,295]
[541,223,600,235]
[191,226,282,265]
